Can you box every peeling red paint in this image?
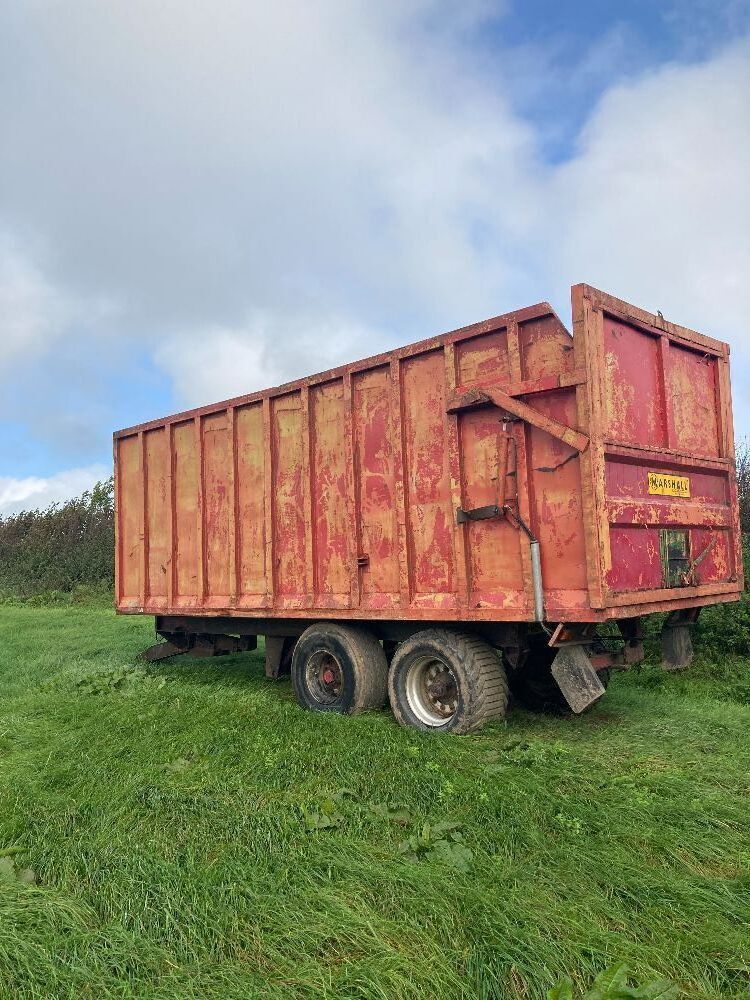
[114,284,742,626]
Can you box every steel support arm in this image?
[446,387,589,453]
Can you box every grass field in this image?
[1,604,749,999]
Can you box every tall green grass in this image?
[0,605,748,998]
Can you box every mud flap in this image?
[550,645,606,714]
[661,624,693,671]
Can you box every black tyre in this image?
[291,623,388,714]
[508,642,610,714]
[388,629,509,734]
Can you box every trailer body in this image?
[115,285,741,634]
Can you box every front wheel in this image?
[291,623,388,714]
[388,629,509,734]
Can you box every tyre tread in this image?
[388,628,509,734]
[292,622,388,714]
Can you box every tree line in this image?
[0,478,114,598]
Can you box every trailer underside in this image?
[139,606,699,720]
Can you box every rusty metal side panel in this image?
[446,311,588,619]
[271,393,306,607]
[310,379,350,608]
[172,419,200,606]
[669,343,721,456]
[604,316,668,449]
[114,286,741,624]
[115,300,558,621]
[451,324,525,612]
[458,407,525,610]
[401,351,457,608]
[518,313,575,381]
[116,433,142,608]
[235,403,267,608]
[144,427,170,607]
[115,303,591,621]
[516,314,588,617]
[352,366,400,609]
[454,328,511,387]
[527,391,588,614]
[202,411,232,606]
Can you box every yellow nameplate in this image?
[647,472,690,498]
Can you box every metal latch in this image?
[455,504,503,525]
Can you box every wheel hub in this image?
[405,656,459,726]
[306,651,343,704]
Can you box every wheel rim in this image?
[404,655,459,726]
[305,650,344,705]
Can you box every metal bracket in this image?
[446,386,589,453]
[455,504,503,525]
[140,632,257,662]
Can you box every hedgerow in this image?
[0,478,114,598]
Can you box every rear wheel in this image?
[388,629,509,734]
[291,623,388,714]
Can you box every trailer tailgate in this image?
[573,285,743,610]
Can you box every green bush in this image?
[694,590,750,658]
[0,479,114,598]
[691,536,750,658]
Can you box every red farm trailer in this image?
[114,284,742,732]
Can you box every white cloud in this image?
[0,464,110,518]
[0,0,537,334]
[542,40,750,429]
[155,311,389,408]
[545,40,750,335]
[0,230,119,375]
[158,30,750,415]
[0,232,73,369]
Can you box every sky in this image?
[1,0,749,515]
